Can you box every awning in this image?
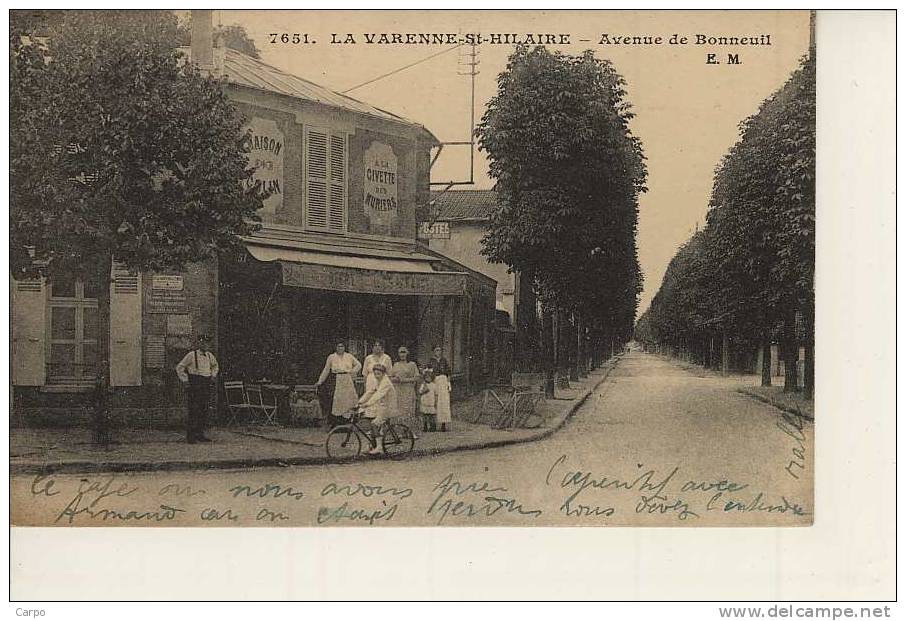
[246,244,472,296]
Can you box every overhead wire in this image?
[341,43,464,94]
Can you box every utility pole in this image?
[457,42,480,185]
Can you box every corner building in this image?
[10,33,495,426]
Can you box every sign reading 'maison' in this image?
[244,117,284,214]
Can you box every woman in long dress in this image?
[425,345,452,431]
[390,346,420,438]
[315,341,361,427]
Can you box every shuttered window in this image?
[305,127,347,232]
[46,273,99,385]
[109,264,142,386]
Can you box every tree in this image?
[176,19,261,58]
[635,52,815,394]
[476,46,647,384]
[11,10,263,444]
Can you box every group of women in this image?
[315,339,453,434]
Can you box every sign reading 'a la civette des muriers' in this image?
[364,141,398,229]
[244,117,284,214]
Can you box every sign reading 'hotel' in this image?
[364,141,398,229]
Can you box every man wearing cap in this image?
[176,334,219,444]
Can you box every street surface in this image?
[12,351,814,527]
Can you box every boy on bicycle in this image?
[358,363,397,455]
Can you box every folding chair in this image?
[246,384,279,426]
[511,374,547,429]
[490,373,547,430]
[481,383,515,427]
[223,381,252,426]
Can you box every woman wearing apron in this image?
[390,346,420,438]
[315,341,362,427]
[426,345,452,432]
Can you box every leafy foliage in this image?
[636,53,815,354]
[476,46,647,342]
[176,20,261,59]
[10,10,262,279]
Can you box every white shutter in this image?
[306,128,329,229]
[11,278,46,386]
[328,133,347,230]
[110,265,142,386]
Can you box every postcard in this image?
[10,9,817,531]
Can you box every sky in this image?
[211,10,811,315]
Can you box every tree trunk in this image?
[761,332,773,387]
[721,331,729,376]
[541,303,555,398]
[93,254,113,448]
[782,312,799,393]
[803,303,814,399]
[575,314,586,378]
[569,313,580,381]
[554,309,570,388]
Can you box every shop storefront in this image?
[219,240,495,394]
[10,22,495,427]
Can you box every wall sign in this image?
[244,117,284,214]
[418,221,450,239]
[152,275,184,291]
[166,314,192,335]
[148,289,187,313]
[144,335,166,369]
[364,142,398,229]
[281,262,468,296]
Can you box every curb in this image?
[10,359,621,475]
[736,388,815,421]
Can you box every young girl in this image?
[418,368,438,432]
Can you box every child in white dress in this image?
[418,368,438,432]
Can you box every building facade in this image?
[423,190,540,381]
[10,17,495,426]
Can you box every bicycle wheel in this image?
[325,425,362,460]
[383,424,415,459]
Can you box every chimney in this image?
[191,9,214,72]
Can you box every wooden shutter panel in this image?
[328,134,346,231]
[110,264,142,386]
[306,128,329,229]
[11,278,46,386]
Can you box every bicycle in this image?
[325,407,415,460]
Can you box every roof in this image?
[180,47,438,141]
[430,189,499,221]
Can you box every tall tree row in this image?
[476,46,647,388]
[635,51,816,396]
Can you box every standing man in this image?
[176,334,219,444]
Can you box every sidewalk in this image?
[735,384,814,420]
[668,356,814,420]
[10,361,619,474]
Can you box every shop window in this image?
[47,273,99,385]
[305,127,347,233]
